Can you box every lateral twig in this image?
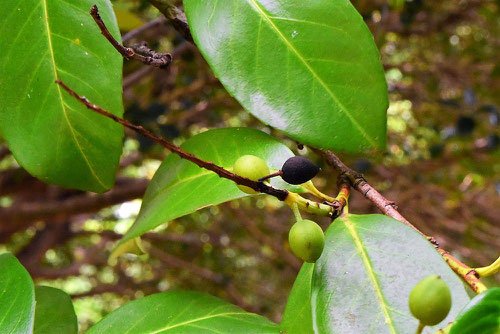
[327,180,350,217]
[122,17,167,43]
[90,5,172,69]
[314,148,487,293]
[147,0,193,42]
[55,80,288,201]
[314,149,426,236]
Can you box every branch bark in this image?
[122,17,167,43]
[315,149,487,293]
[232,208,301,271]
[147,0,193,42]
[147,246,254,311]
[0,168,38,196]
[0,177,148,237]
[0,146,10,162]
[90,5,172,68]
[314,149,422,232]
[56,80,289,201]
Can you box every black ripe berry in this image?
[456,116,475,136]
[281,156,320,185]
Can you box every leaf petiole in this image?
[474,255,500,278]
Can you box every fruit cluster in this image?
[233,155,325,262]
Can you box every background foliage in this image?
[0,0,498,331]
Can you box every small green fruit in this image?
[289,219,325,262]
[409,275,452,326]
[233,155,270,194]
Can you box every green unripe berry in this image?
[409,275,452,326]
[288,219,325,262]
[233,155,270,194]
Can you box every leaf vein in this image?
[343,217,396,333]
[42,0,107,190]
[150,312,250,333]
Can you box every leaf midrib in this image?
[145,166,235,208]
[42,0,107,190]
[343,217,396,333]
[246,0,377,149]
[151,312,250,333]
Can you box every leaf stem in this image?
[301,180,335,202]
[474,255,500,278]
[291,203,302,221]
[258,171,282,182]
[415,322,425,334]
[284,192,336,217]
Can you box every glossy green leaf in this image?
[281,263,314,334]
[449,287,500,334]
[34,286,78,334]
[0,253,35,333]
[184,0,388,152]
[312,214,470,333]
[0,0,123,192]
[87,290,279,333]
[120,127,297,246]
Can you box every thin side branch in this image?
[122,16,167,43]
[0,146,10,162]
[147,246,253,311]
[438,249,487,294]
[329,181,350,215]
[0,177,148,233]
[55,80,289,201]
[315,148,487,293]
[147,0,193,42]
[90,5,172,68]
[315,149,427,236]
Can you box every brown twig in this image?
[315,149,429,235]
[55,80,289,201]
[0,177,148,231]
[439,249,486,294]
[123,66,153,90]
[90,5,171,69]
[0,146,10,162]
[122,16,167,43]
[26,236,110,279]
[123,41,191,90]
[232,208,301,271]
[147,0,193,42]
[315,149,487,293]
[327,180,350,215]
[71,284,132,299]
[148,246,253,311]
[0,168,37,197]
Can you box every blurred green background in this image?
[0,0,498,331]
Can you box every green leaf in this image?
[120,127,297,246]
[183,0,388,152]
[34,286,78,334]
[312,214,470,333]
[87,290,279,333]
[281,263,314,334]
[449,287,500,334]
[0,0,123,192]
[0,253,35,333]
